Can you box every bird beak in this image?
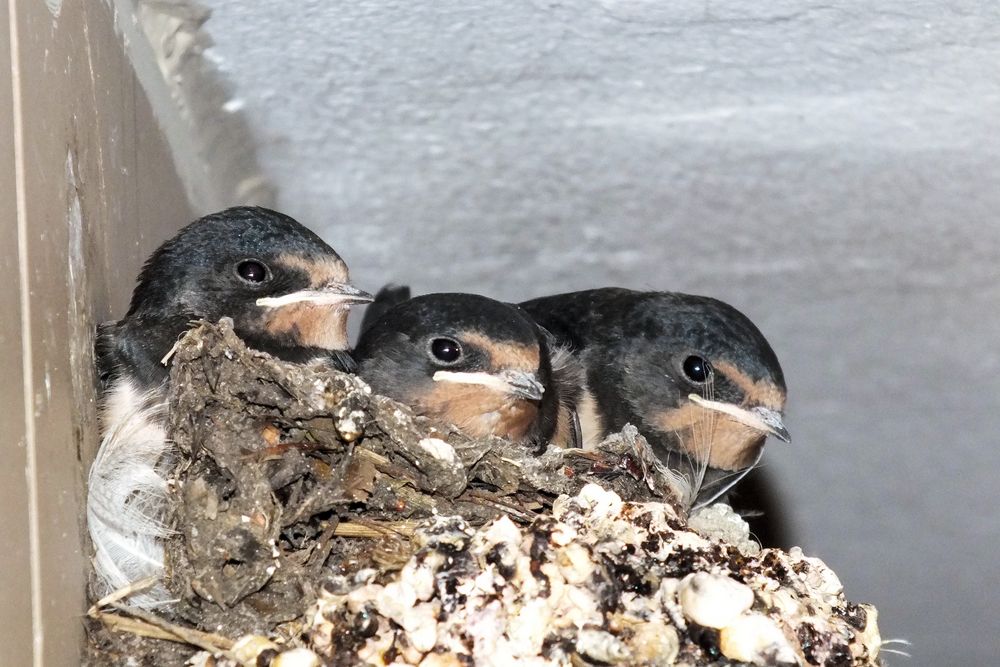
[498,370,546,401]
[687,394,791,443]
[256,282,374,309]
[433,370,545,401]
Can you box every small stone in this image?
[719,614,798,665]
[479,514,522,550]
[335,408,366,441]
[688,503,760,556]
[853,603,883,660]
[678,572,754,629]
[357,626,396,665]
[549,522,578,546]
[184,652,215,667]
[230,634,278,664]
[417,437,457,462]
[669,530,710,550]
[576,628,631,664]
[506,598,552,657]
[375,580,418,620]
[269,647,323,667]
[576,483,624,518]
[401,556,438,602]
[627,617,679,664]
[791,548,844,601]
[761,588,804,618]
[398,639,427,665]
[418,652,467,667]
[404,602,440,653]
[557,542,595,584]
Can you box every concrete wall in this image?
[194,1,1000,664]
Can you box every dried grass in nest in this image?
[85,320,884,666]
[86,319,684,664]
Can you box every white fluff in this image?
[87,378,174,607]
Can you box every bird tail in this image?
[87,381,175,607]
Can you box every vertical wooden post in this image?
[2,0,193,661]
[0,3,32,664]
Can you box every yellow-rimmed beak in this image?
[688,394,790,442]
[256,282,374,308]
[433,369,545,401]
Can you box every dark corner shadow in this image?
[729,466,796,550]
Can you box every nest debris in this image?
[85,319,883,666]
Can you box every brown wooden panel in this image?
[6,0,193,661]
[0,1,34,664]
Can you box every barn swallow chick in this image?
[521,288,788,506]
[354,291,572,445]
[88,206,371,605]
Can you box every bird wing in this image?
[359,283,412,333]
[520,288,636,350]
[95,321,123,391]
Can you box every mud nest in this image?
[86,320,883,666]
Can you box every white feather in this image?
[87,378,175,607]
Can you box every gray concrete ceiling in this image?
[190,1,1000,663]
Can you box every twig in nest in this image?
[256,440,334,460]
[355,446,416,480]
[460,489,538,523]
[87,575,163,614]
[334,519,419,539]
[281,483,349,527]
[91,613,188,645]
[89,580,237,658]
[307,517,341,572]
[101,602,237,658]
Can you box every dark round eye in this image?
[682,355,712,383]
[236,259,269,284]
[430,337,462,364]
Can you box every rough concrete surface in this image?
[188,1,1000,663]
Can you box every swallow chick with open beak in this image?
[88,206,372,606]
[354,291,577,446]
[520,287,789,508]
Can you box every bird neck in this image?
[114,312,197,390]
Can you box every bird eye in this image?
[429,337,462,364]
[682,355,712,383]
[236,259,269,284]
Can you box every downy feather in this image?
[87,378,174,607]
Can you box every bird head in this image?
[606,293,788,473]
[355,293,551,442]
[126,207,372,357]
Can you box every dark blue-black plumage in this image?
[355,288,581,446]
[97,206,372,390]
[520,287,788,505]
[89,206,371,605]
